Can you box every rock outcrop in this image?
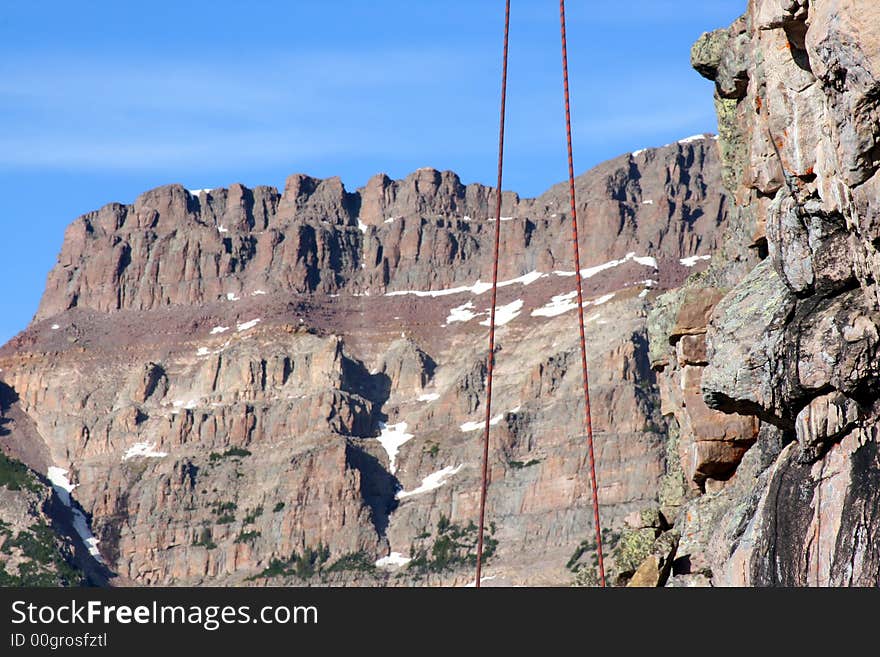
[35,141,724,321]
[649,0,880,587]
[7,0,878,588]
[0,440,87,586]
[1,137,728,586]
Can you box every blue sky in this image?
[0,0,744,343]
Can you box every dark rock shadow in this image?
[340,354,392,425]
[0,382,19,443]
[38,474,118,587]
[344,442,399,537]
[0,379,19,414]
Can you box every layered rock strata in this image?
[1,138,727,586]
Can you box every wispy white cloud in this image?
[0,22,720,173]
[0,48,493,170]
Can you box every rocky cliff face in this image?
[36,144,723,320]
[1,137,728,586]
[649,0,880,587]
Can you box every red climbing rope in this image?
[475,0,606,589]
[559,0,606,587]
[475,0,510,589]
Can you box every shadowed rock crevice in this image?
[0,380,18,413]
[830,440,880,585]
[339,353,392,428]
[344,442,399,537]
[42,481,116,587]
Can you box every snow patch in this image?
[384,217,396,224]
[642,200,654,205]
[632,148,647,157]
[376,422,414,475]
[575,252,658,279]
[680,254,711,267]
[479,299,523,327]
[678,134,708,145]
[464,575,497,587]
[187,188,211,196]
[507,270,545,286]
[50,324,60,330]
[375,552,412,568]
[236,318,261,332]
[123,442,168,460]
[210,326,229,335]
[47,467,103,562]
[226,292,240,301]
[638,289,649,298]
[531,291,578,318]
[217,225,228,234]
[446,301,478,324]
[460,414,503,432]
[531,291,615,317]
[251,289,267,296]
[417,393,440,402]
[396,464,463,500]
[386,271,546,299]
[47,467,75,497]
[196,347,211,356]
[357,218,368,233]
[632,255,658,268]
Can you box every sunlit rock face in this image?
[649,0,880,587]
[2,135,729,585]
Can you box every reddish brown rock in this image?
[1,127,732,585]
[670,288,726,340]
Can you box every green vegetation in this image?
[208,447,252,462]
[211,501,237,525]
[235,530,261,544]
[272,502,285,513]
[325,551,377,574]
[567,528,629,586]
[566,539,597,572]
[0,452,41,493]
[508,459,541,470]
[248,546,382,580]
[613,528,656,575]
[250,544,331,580]
[424,442,440,458]
[192,528,217,550]
[243,506,263,524]
[407,515,498,574]
[0,521,81,586]
[572,565,600,587]
[567,528,623,574]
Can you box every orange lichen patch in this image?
[755,96,763,113]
